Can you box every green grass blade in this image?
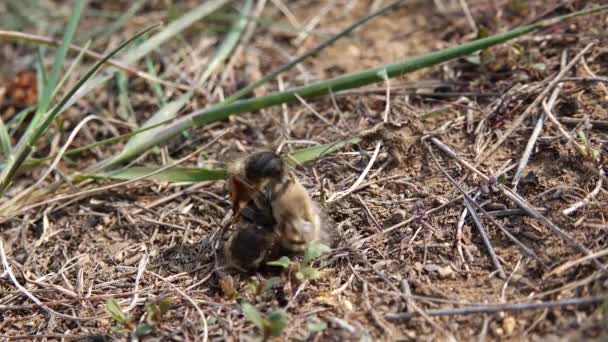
[35,47,48,89]
[31,0,85,129]
[115,71,137,124]
[145,55,166,106]
[52,40,92,100]
[95,166,227,183]
[0,118,11,159]
[7,106,35,136]
[89,5,608,170]
[122,0,230,64]
[91,92,191,172]
[111,7,608,169]
[0,24,160,195]
[92,138,358,184]
[285,138,361,166]
[197,0,252,86]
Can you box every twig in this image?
[463,197,506,278]
[327,70,391,202]
[540,100,605,216]
[545,247,608,278]
[559,117,608,130]
[475,43,595,166]
[458,0,478,35]
[385,296,607,320]
[513,49,568,190]
[127,253,149,311]
[561,169,604,216]
[145,270,208,342]
[499,185,607,272]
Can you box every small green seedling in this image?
[105,297,172,338]
[106,300,133,333]
[577,130,600,161]
[266,242,332,281]
[305,317,328,339]
[241,302,289,339]
[266,256,291,268]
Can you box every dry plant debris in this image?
[1,1,608,341]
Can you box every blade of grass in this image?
[115,71,137,124]
[7,106,35,136]
[90,5,608,171]
[122,0,230,64]
[0,24,161,195]
[90,138,355,183]
[52,40,92,100]
[0,119,11,159]
[93,92,192,171]
[285,138,361,166]
[29,0,85,132]
[197,0,252,86]
[35,47,48,90]
[94,166,227,183]
[145,55,167,106]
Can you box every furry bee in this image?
[223,182,278,271]
[226,151,333,254]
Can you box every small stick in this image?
[546,247,608,278]
[458,0,478,35]
[327,70,391,202]
[559,117,608,130]
[385,296,607,320]
[463,197,506,279]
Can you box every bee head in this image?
[244,151,286,182]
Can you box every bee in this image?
[223,182,278,272]
[226,151,334,254]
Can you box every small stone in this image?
[503,317,516,335]
[342,299,354,312]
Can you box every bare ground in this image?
[1,1,608,341]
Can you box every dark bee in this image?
[223,186,278,272]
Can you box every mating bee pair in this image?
[223,151,332,272]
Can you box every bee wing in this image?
[229,175,267,215]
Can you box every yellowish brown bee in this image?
[226,151,333,255]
